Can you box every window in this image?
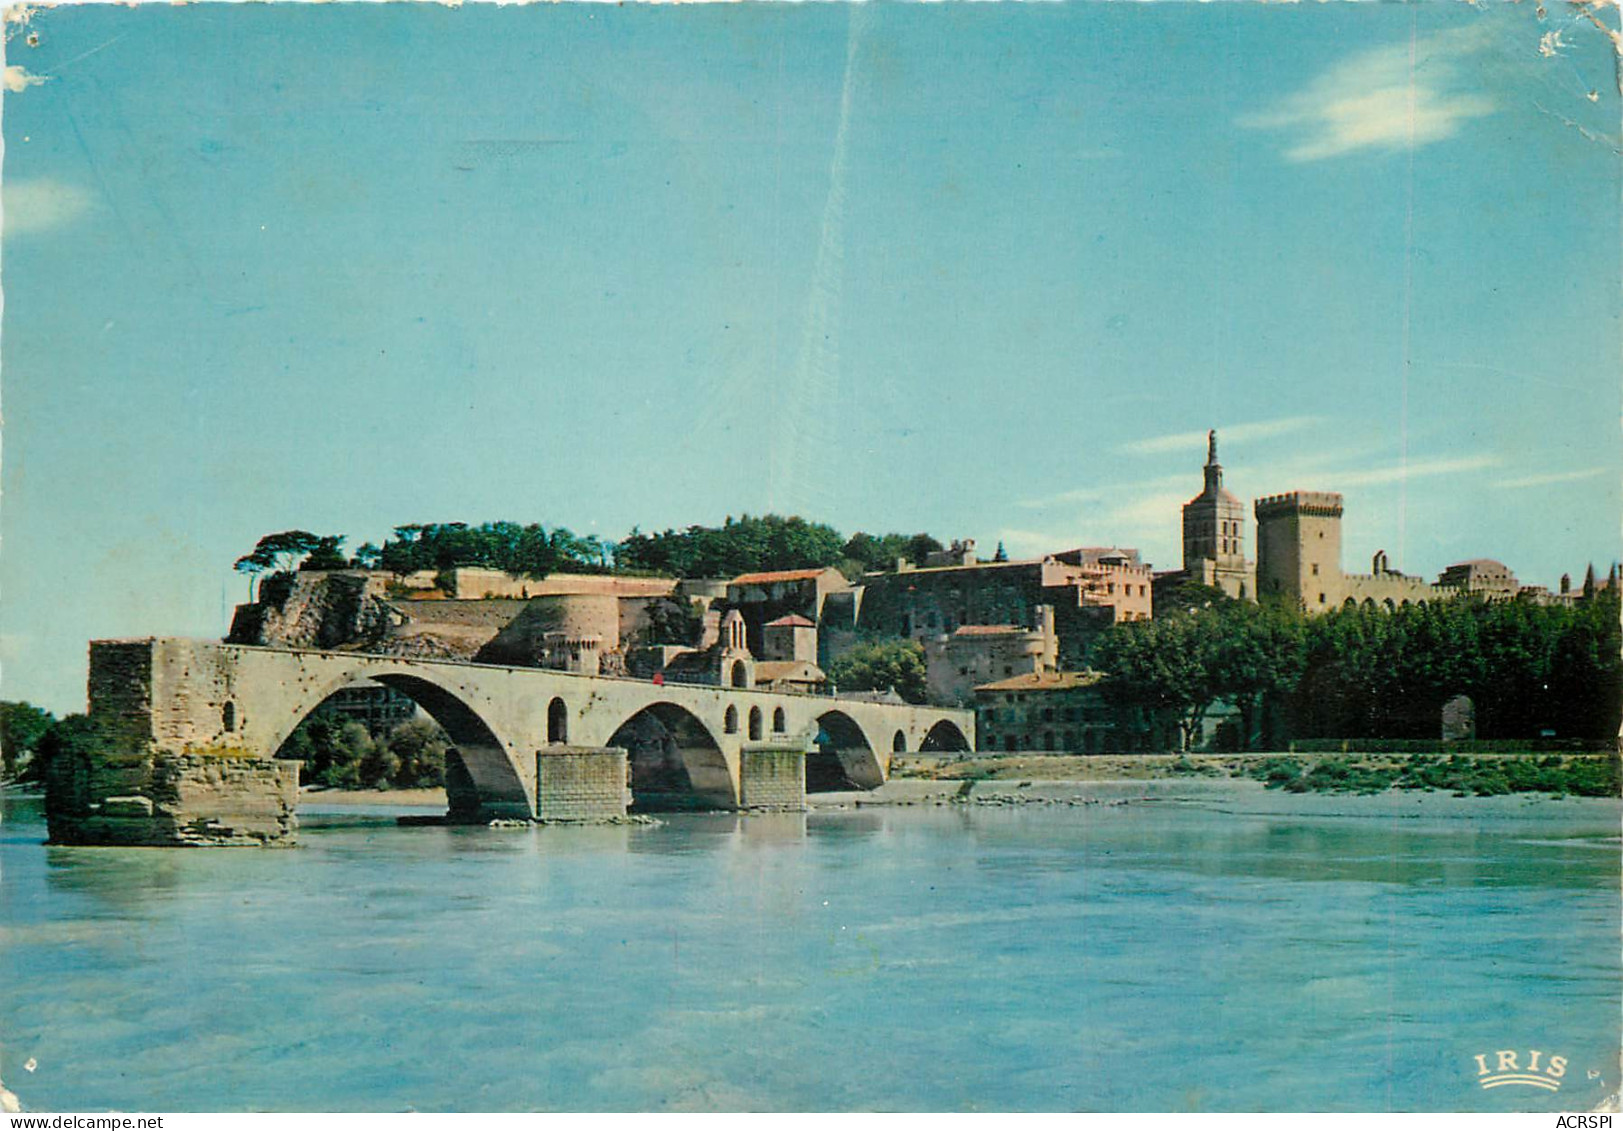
[724,706,738,734]
[748,706,762,741]
[222,702,236,732]
[547,697,568,744]
[1311,563,1319,576]
[773,707,786,733]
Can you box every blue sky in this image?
[3,1,1619,713]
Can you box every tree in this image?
[905,533,944,565]
[384,720,449,788]
[840,531,948,574]
[275,714,376,789]
[825,639,929,704]
[1153,579,1233,616]
[0,701,56,779]
[300,534,349,571]
[1091,612,1232,751]
[235,531,322,576]
[618,514,847,578]
[1208,601,1305,748]
[356,726,401,789]
[642,598,705,647]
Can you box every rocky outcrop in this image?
[227,571,399,651]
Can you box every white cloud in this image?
[3,65,46,93]
[1118,415,1324,457]
[1494,467,1610,490]
[1240,24,1498,162]
[1330,454,1500,488]
[4,178,93,236]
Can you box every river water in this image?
[1,782,1617,1112]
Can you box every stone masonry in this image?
[45,639,300,846]
[739,746,807,810]
[48,746,298,847]
[534,747,630,821]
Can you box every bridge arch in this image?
[607,702,734,810]
[921,718,972,753]
[810,709,884,791]
[268,667,530,821]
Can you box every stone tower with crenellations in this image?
[1253,490,1346,609]
[1179,430,1255,600]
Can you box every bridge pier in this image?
[45,640,302,846]
[535,746,629,821]
[739,745,806,811]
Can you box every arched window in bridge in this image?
[222,702,236,733]
[548,697,568,744]
[725,706,739,735]
[730,662,748,688]
[772,707,786,733]
[893,730,906,753]
[748,707,762,741]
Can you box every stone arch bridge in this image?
[53,638,974,844]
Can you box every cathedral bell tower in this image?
[1177,429,1256,601]
[1183,430,1247,571]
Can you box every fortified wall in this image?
[1254,492,1517,611]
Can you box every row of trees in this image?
[1091,585,1623,748]
[616,515,846,578]
[235,516,951,587]
[359,522,615,578]
[618,519,948,580]
[234,523,618,587]
[275,715,449,790]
